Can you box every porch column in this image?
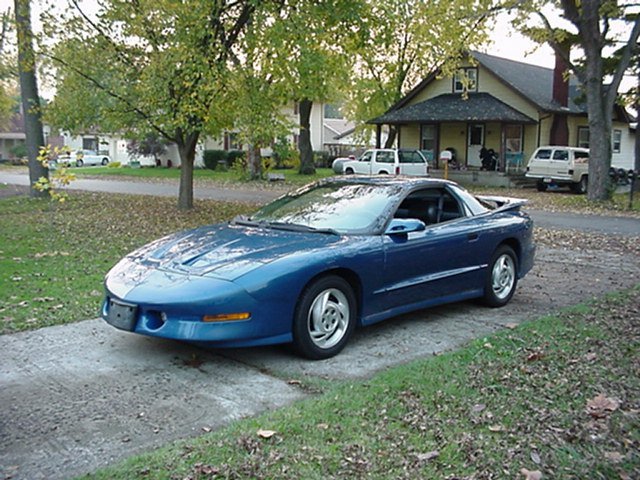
[375,125,381,148]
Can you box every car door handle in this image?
[467,233,479,242]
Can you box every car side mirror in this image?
[385,218,426,235]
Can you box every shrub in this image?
[203,150,227,170]
[227,150,245,165]
[313,150,330,168]
[107,161,121,168]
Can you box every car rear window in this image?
[553,150,569,161]
[535,149,552,159]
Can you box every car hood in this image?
[109,223,341,282]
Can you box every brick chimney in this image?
[549,43,570,145]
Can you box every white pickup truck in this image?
[342,149,429,176]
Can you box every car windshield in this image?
[249,182,403,234]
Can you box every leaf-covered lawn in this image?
[0,193,254,334]
[73,165,335,186]
[83,289,640,480]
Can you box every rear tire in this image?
[571,176,588,194]
[76,159,84,167]
[483,245,518,307]
[292,275,356,360]
[536,181,547,192]
[101,158,109,166]
[344,168,354,175]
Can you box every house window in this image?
[453,68,478,93]
[504,125,523,152]
[612,129,621,153]
[225,132,242,151]
[324,104,344,119]
[83,137,98,151]
[420,124,437,162]
[577,127,590,148]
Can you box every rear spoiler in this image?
[476,195,528,213]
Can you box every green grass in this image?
[0,193,254,334]
[73,165,334,186]
[82,288,640,479]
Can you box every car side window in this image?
[394,187,464,225]
[535,149,552,160]
[360,152,372,162]
[574,151,589,162]
[552,150,569,161]
[376,151,394,163]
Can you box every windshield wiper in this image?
[266,222,339,235]
[233,217,338,235]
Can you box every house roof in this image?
[369,92,537,125]
[388,51,591,117]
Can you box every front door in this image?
[467,124,484,167]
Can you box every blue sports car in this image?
[102,177,535,359]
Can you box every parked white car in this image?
[58,149,111,167]
[525,146,590,193]
[342,149,429,176]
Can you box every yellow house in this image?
[369,51,632,172]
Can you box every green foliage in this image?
[272,137,298,168]
[202,150,228,171]
[313,150,331,168]
[9,143,26,159]
[344,0,495,141]
[107,161,121,168]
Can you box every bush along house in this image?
[368,51,633,174]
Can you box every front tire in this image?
[483,245,518,307]
[76,159,84,167]
[344,168,354,175]
[101,158,109,166]
[292,275,356,360]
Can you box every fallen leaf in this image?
[504,322,519,329]
[586,394,620,418]
[257,429,276,439]
[604,451,624,463]
[202,426,212,433]
[287,379,301,385]
[471,404,486,414]
[416,450,439,462]
[527,350,545,362]
[530,451,541,464]
[584,352,597,362]
[520,468,543,480]
[316,423,329,430]
[488,425,504,432]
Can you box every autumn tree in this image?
[344,0,496,148]
[14,0,48,197]
[44,0,260,209]
[265,0,364,175]
[512,0,640,200]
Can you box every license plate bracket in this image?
[543,177,552,183]
[106,299,138,331]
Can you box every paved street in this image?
[1,170,639,235]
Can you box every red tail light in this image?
[395,166,400,175]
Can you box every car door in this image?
[398,150,428,176]
[377,187,488,313]
[372,150,395,174]
[355,151,373,174]
[549,148,571,180]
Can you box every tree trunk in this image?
[176,130,199,210]
[298,98,315,175]
[15,0,48,198]
[247,144,262,180]
[635,69,640,193]
[384,126,397,148]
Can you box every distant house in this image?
[369,51,634,171]
[0,113,26,161]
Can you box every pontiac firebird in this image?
[102,177,535,359]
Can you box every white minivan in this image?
[525,146,590,193]
[342,149,429,176]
